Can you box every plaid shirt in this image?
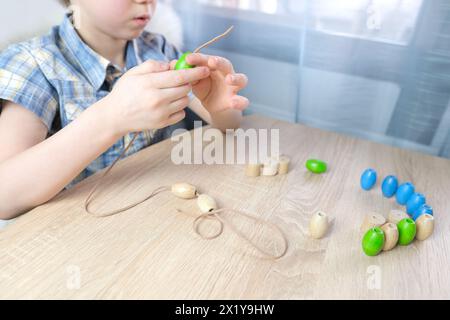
[0,14,201,187]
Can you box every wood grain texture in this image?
[0,114,449,299]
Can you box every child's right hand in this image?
[104,60,210,136]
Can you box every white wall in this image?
[0,0,65,49]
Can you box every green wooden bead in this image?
[306,159,327,174]
[362,227,385,256]
[397,218,416,245]
[175,51,195,70]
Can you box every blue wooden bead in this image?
[381,175,398,198]
[406,193,426,215]
[360,169,377,190]
[412,204,433,221]
[396,182,415,205]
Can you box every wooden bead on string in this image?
[197,194,218,213]
[171,183,198,199]
[87,177,289,259]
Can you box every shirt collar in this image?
[59,14,140,90]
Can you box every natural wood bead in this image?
[197,194,218,213]
[309,211,329,239]
[262,158,279,176]
[278,156,290,175]
[381,223,399,251]
[245,163,262,177]
[171,183,198,199]
[360,213,386,233]
[262,165,278,176]
[415,214,434,241]
[388,209,409,224]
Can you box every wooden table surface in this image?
[1,114,449,299]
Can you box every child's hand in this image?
[170,53,249,114]
[105,60,210,136]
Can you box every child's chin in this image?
[117,29,145,40]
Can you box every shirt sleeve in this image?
[0,44,58,130]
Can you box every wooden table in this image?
[1,114,449,299]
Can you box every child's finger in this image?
[185,53,209,67]
[166,109,186,126]
[208,56,234,74]
[186,54,229,72]
[170,57,202,85]
[229,96,249,110]
[186,54,234,74]
[149,67,210,88]
[133,60,170,74]
[226,73,248,88]
[161,84,192,101]
[167,96,190,114]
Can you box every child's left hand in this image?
[171,53,249,113]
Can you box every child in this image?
[0,0,249,220]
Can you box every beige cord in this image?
[83,133,289,259]
[193,26,234,53]
[83,26,289,260]
[84,132,288,259]
[191,208,289,260]
[84,133,170,217]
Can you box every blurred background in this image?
[170,0,450,159]
[1,0,449,159]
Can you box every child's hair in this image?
[58,0,70,7]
